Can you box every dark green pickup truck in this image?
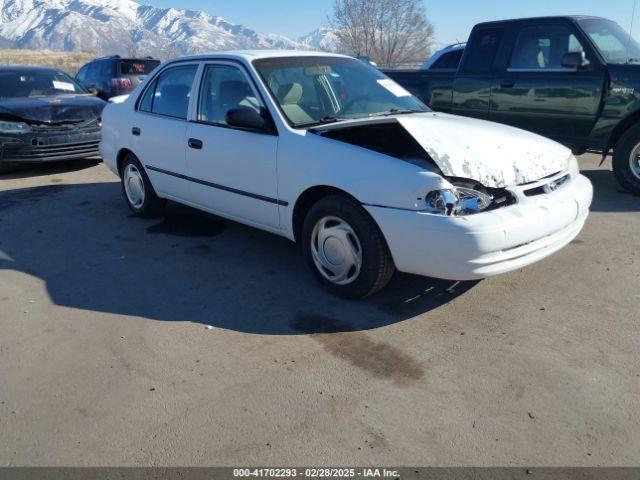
[386,16,640,195]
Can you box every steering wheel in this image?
[339,95,369,114]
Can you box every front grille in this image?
[524,174,571,197]
[2,140,100,162]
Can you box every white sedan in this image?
[100,51,593,298]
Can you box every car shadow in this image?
[0,182,478,335]
[581,169,640,212]
[1,158,102,180]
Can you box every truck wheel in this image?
[120,153,166,218]
[613,124,640,195]
[302,195,395,299]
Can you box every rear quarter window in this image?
[460,28,504,74]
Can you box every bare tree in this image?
[328,0,434,68]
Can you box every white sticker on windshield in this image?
[52,81,75,92]
[377,78,411,97]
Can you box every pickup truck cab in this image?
[386,16,640,195]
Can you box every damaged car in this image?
[100,52,594,298]
[0,66,106,174]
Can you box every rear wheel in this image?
[120,153,166,217]
[302,195,395,299]
[613,124,640,195]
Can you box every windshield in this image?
[0,70,86,99]
[253,56,428,127]
[579,18,640,64]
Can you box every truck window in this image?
[431,49,464,70]
[509,25,585,70]
[461,28,503,73]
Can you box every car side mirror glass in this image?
[226,107,274,133]
[561,51,590,71]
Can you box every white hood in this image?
[397,112,572,188]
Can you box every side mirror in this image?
[561,51,590,70]
[85,85,99,95]
[226,107,274,133]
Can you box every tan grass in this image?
[0,49,95,75]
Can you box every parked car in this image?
[420,43,465,71]
[0,66,106,174]
[385,16,640,195]
[75,55,160,100]
[100,51,593,298]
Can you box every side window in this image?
[76,65,88,82]
[101,60,115,76]
[138,79,156,112]
[86,62,100,80]
[431,49,464,70]
[509,25,585,70]
[461,28,504,74]
[150,65,198,119]
[198,64,262,125]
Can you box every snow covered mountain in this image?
[0,0,305,57]
[298,27,341,53]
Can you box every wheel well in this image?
[608,111,640,151]
[116,148,134,177]
[292,186,359,243]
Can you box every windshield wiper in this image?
[297,115,349,128]
[368,108,423,118]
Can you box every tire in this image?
[120,152,166,217]
[301,194,395,299]
[613,124,640,196]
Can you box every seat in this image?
[276,83,314,125]
[210,80,260,124]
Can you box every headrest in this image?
[277,83,303,105]
[218,80,252,105]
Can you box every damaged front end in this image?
[313,116,531,216]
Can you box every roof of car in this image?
[165,50,352,64]
[474,15,609,28]
[0,65,63,73]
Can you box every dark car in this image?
[385,16,640,195]
[0,66,106,174]
[75,55,160,100]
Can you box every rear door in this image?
[452,27,505,119]
[130,63,200,200]
[489,20,606,143]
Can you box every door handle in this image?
[188,138,203,150]
[500,79,516,88]
[132,127,141,136]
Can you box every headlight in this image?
[568,155,580,178]
[0,121,31,133]
[425,187,494,216]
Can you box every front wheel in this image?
[302,195,395,299]
[613,124,640,195]
[120,153,166,217]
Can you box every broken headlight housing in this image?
[425,187,493,216]
[0,120,31,134]
[424,180,516,217]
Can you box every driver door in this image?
[185,62,280,229]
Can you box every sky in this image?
[145,0,639,46]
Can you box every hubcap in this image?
[123,164,145,209]
[630,143,640,180]
[310,216,362,285]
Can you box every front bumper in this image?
[366,173,594,281]
[0,127,101,164]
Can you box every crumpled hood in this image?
[0,95,106,125]
[397,112,572,188]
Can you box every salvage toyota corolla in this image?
[100,51,593,298]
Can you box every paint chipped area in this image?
[398,113,572,188]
